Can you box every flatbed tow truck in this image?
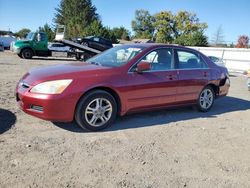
[12,26,101,60]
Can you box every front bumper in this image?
[12,46,21,54]
[16,84,78,122]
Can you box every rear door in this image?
[175,49,210,103]
[125,48,178,111]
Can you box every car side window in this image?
[93,37,100,42]
[140,48,173,71]
[177,50,207,69]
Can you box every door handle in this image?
[203,72,207,77]
[167,75,174,80]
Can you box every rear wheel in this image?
[197,86,215,112]
[21,49,33,59]
[75,53,81,60]
[75,90,117,131]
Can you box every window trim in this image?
[128,47,175,73]
[174,48,209,70]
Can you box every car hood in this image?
[22,63,113,86]
[14,40,31,45]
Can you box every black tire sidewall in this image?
[82,42,89,47]
[22,49,33,59]
[197,86,215,112]
[75,90,117,131]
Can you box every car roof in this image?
[120,43,192,50]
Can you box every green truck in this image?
[12,32,52,59]
[12,29,101,60]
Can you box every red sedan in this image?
[16,44,230,131]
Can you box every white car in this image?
[0,35,17,49]
[48,43,71,52]
[208,56,225,67]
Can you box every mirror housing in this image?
[136,61,151,73]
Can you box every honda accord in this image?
[16,44,230,131]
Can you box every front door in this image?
[33,33,48,55]
[125,48,178,112]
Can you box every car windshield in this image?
[86,45,145,67]
[84,36,93,39]
[26,32,35,40]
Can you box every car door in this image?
[125,48,178,111]
[34,33,48,51]
[175,49,210,103]
[92,37,103,51]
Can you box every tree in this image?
[54,0,99,38]
[83,20,118,43]
[131,9,155,39]
[236,35,249,48]
[211,25,224,46]
[153,10,207,44]
[174,31,208,46]
[153,11,174,43]
[111,27,130,40]
[38,23,55,41]
[15,28,31,38]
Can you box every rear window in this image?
[177,50,208,69]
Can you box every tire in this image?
[21,49,33,59]
[197,86,215,112]
[75,90,117,131]
[75,53,81,60]
[82,41,89,47]
[17,54,23,58]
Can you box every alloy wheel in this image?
[84,98,112,127]
[199,88,214,109]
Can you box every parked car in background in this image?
[0,41,4,51]
[77,36,113,51]
[208,56,225,67]
[0,35,17,49]
[16,44,230,131]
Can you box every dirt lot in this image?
[0,51,250,188]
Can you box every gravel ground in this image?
[0,51,250,188]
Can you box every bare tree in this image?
[211,25,224,46]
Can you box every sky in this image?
[0,0,249,44]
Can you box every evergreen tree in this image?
[54,0,99,38]
[38,23,55,42]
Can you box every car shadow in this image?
[0,108,16,134]
[53,96,250,133]
[32,57,76,61]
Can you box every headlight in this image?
[30,79,72,94]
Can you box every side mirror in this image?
[136,61,151,73]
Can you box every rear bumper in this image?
[218,78,230,97]
[16,86,78,122]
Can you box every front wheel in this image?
[197,86,215,112]
[75,90,117,131]
[21,49,33,59]
[17,54,23,58]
